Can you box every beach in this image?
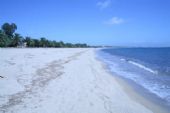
[0,48,167,113]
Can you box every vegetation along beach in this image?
[1,0,170,113]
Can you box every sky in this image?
[0,0,170,47]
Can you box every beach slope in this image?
[0,48,154,113]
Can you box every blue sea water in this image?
[97,47,170,107]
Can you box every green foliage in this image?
[0,23,89,48]
[1,23,17,37]
[25,37,32,47]
[29,39,35,47]
[10,33,23,47]
[39,37,47,47]
[33,39,40,47]
[0,30,12,47]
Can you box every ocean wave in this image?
[120,58,158,74]
[98,50,170,104]
[127,60,158,74]
[120,58,126,61]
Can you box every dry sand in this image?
[0,48,166,113]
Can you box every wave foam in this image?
[127,60,158,74]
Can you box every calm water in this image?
[97,47,170,106]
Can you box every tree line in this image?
[0,23,89,48]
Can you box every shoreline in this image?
[0,48,168,113]
[113,75,169,113]
[95,49,169,113]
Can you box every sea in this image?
[97,47,170,108]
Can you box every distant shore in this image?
[0,48,167,113]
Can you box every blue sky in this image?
[0,0,170,46]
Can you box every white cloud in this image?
[105,17,125,25]
[97,0,111,10]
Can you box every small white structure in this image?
[18,42,27,48]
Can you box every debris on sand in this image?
[0,76,4,78]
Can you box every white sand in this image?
[0,48,157,113]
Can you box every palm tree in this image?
[33,39,40,47]
[1,23,17,37]
[40,37,47,47]
[12,34,19,47]
[0,30,11,47]
[25,37,32,47]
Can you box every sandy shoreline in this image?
[96,49,170,113]
[0,48,167,113]
[114,75,169,113]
